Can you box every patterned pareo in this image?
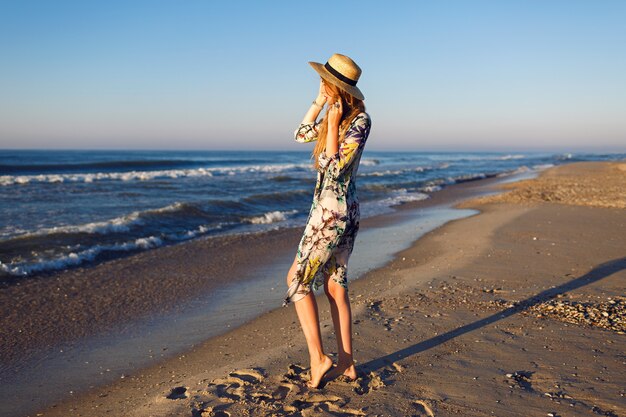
[283,112,372,306]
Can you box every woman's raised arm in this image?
[294,80,327,143]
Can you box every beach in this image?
[5,160,626,417]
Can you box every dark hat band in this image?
[324,62,357,86]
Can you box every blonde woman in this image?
[283,53,372,388]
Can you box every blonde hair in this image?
[313,79,365,169]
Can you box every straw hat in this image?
[309,53,365,100]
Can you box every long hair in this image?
[312,79,365,169]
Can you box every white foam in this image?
[496,165,531,177]
[248,210,298,225]
[361,165,438,177]
[360,191,430,218]
[0,226,28,239]
[420,184,443,192]
[361,169,404,177]
[360,158,380,166]
[532,163,555,171]
[498,154,525,160]
[0,235,164,276]
[431,154,525,162]
[0,163,314,186]
[11,202,185,239]
[380,191,430,206]
[165,223,230,241]
[447,173,487,184]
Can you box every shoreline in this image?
[0,168,520,365]
[0,167,528,417]
[5,161,626,417]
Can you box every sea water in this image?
[1,149,624,278]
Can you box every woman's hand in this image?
[316,79,327,107]
[327,98,343,129]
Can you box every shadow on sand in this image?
[359,257,626,373]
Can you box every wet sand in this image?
[8,161,626,417]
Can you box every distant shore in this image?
[6,160,626,417]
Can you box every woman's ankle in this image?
[336,356,354,367]
[310,352,330,365]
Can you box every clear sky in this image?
[1,0,625,152]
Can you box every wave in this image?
[360,158,380,166]
[0,159,190,174]
[7,202,188,239]
[360,165,440,178]
[498,154,526,160]
[496,165,531,177]
[0,235,165,276]
[0,163,314,186]
[532,163,554,171]
[0,158,277,174]
[420,184,443,192]
[430,154,526,162]
[247,210,299,225]
[555,153,573,160]
[446,172,489,184]
[360,190,430,218]
[0,221,234,277]
[379,190,430,206]
[162,223,230,241]
[3,191,308,243]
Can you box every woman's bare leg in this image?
[324,276,357,380]
[286,257,333,388]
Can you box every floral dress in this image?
[282,111,372,307]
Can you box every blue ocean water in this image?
[0,149,623,278]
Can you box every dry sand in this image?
[26,161,626,416]
[457,160,626,209]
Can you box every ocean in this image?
[1,149,624,279]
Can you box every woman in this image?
[283,53,372,388]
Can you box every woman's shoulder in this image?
[350,111,371,126]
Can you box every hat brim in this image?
[309,61,365,101]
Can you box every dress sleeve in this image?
[294,121,321,143]
[318,114,371,181]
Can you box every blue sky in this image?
[0,1,624,152]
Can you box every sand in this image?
[457,160,626,209]
[16,161,626,416]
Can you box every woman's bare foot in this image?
[307,354,333,388]
[326,360,357,381]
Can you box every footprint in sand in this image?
[206,368,266,402]
[353,363,401,395]
[412,399,435,417]
[196,406,231,417]
[191,363,389,416]
[294,393,366,416]
[272,382,297,400]
[284,363,308,382]
[229,368,264,384]
[166,386,188,400]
